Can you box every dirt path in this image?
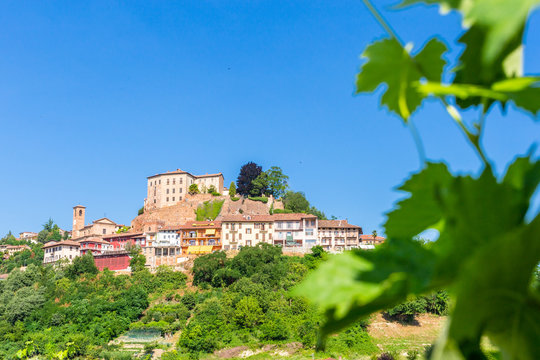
[368,313,445,353]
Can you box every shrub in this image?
[385,297,427,323]
[230,197,240,202]
[272,208,293,214]
[138,207,144,215]
[260,313,289,340]
[248,196,268,203]
[195,200,224,221]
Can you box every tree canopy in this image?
[236,162,262,196]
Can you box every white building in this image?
[43,240,81,264]
[221,215,274,250]
[272,213,318,248]
[154,227,181,246]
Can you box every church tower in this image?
[72,205,86,239]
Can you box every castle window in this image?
[79,210,82,216]
[167,197,169,202]
[167,179,170,185]
[173,179,176,184]
[179,196,182,200]
[172,188,175,193]
[167,189,169,194]
[246,228,251,234]
[173,197,175,201]
[179,188,182,193]
[180,178,183,184]
[103,229,106,234]
[150,181,152,186]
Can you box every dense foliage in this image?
[0,233,44,274]
[295,1,540,359]
[176,244,379,359]
[195,200,225,221]
[0,263,186,359]
[282,191,327,220]
[236,162,263,196]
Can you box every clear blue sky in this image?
[1,0,539,236]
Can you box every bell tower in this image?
[72,205,86,239]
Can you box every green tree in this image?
[229,181,236,197]
[130,250,146,273]
[188,184,199,195]
[192,251,227,286]
[234,296,263,328]
[236,162,262,196]
[295,1,540,358]
[250,171,269,197]
[65,253,98,279]
[265,166,289,198]
[138,206,144,215]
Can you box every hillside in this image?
[131,194,283,231]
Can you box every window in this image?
[167,179,170,185]
[287,222,293,229]
[159,180,161,184]
[269,233,272,240]
[226,233,229,240]
[179,196,182,200]
[103,228,106,234]
[239,233,242,240]
[255,233,259,240]
[150,181,152,186]
[172,188,175,193]
[173,197,175,201]
[180,178,183,184]
[167,189,169,194]
[79,209,82,216]
[311,220,316,226]
[246,228,251,234]
[179,188,183,193]
[262,233,265,241]
[154,199,156,203]
[239,223,242,229]
[306,229,314,236]
[166,197,169,201]
[173,179,176,185]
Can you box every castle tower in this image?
[72,205,86,239]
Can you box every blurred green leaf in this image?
[355,37,446,121]
[418,78,540,116]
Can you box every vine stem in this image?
[361,0,403,45]
[408,119,427,165]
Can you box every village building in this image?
[221,215,274,250]
[145,169,224,210]
[43,240,80,264]
[359,234,386,245]
[18,232,38,242]
[78,237,114,255]
[72,205,122,240]
[318,220,363,251]
[272,213,318,248]
[93,252,131,271]
[178,221,222,254]
[155,227,181,247]
[142,245,183,269]
[102,232,146,250]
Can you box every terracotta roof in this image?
[6,245,31,250]
[195,173,223,178]
[43,240,80,248]
[93,217,117,224]
[359,235,386,241]
[272,213,317,221]
[178,221,222,230]
[73,205,86,208]
[102,232,144,239]
[147,169,223,179]
[319,220,362,229]
[221,215,275,222]
[221,213,316,222]
[159,225,183,231]
[77,237,111,245]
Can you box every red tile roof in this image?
[221,214,275,222]
[359,235,386,241]
[318,220,362,229]
[42,240,80,248]
[178,221,222,229]
[102,232,144,239]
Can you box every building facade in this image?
[72,205,121,240]
[272,213,318,248]
[43,240,80,264]
[359,234,386,245]
[78,237,114,255]
[145,169,224,210]
[221,215,274,250]
[178,221,222,254]
[318,220,363,251]
[103,232,145,250]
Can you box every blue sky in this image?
[1,0,539,236]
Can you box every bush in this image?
[138,207,144,215]
[247,196,268,203]
[272,208,293,214]
[230,196,240,201]
[260,313,289,340]
[195,200,224,221]
[385,297,427,323]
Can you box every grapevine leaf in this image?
[445,216,540,360]
[418,78,540,116]
[293,239,437,341]
[385,162,453,240]
[355,37,447,121]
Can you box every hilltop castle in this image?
[144,169,224,210]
